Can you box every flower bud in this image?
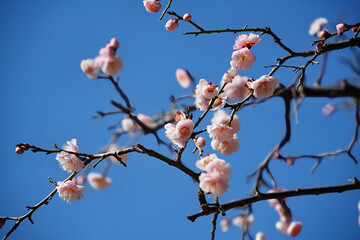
[286,157,294,165]
[165,18,179,32]
[183,13,192,22]
[15,146,25,154]
[196,137,206,147]
[317,29,330,39]
[287,221,302,237]
[336,23,348,36]
[143,0,161,13]
[255,232,266,240]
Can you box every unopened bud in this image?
[165,18,179,32]
[317,29,330,39]
[287,221,302,237]
[196,137,206,147]
[183,13,192,22]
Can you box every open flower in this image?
[165,113,194,148]
[87,172,111,190]
[211,134,240,155]
[234,33,261,50]
[207,124,235,141]
[248,75,278,98]
[223,75,251,100]
[195,79,221,110]
[56,139,84,173]
[309,17,328,35]
[199,171,229,197]
[211,110,241,132]
[56,180,85,202]
[80,59,99,79]
[230,48,256,70]
[175,68,193,88]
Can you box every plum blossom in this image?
[211,134,240,155]
[336,23,348,36]
[233,33,261,50]
[183,13,192,22]
[275,221,289,234]
[232,215,254,228]
[56,139,84,173]
[211,110,241,132]
[317,29,330,39]
[211,94,227,110]
[275,203,292,223]
[223,75,251,100]
[56,180,85,202]
[165,112,194,148]
[220,218,231,232]
[165,18,179,32]
[175,68,193,88]
[107,143,129,164]
[309,17,328,35]
[287,222,302,237]
[143,0,161,13]
[230,48,256,70]
[255,232,266,240]
[322,103,336,116]
[80,59,99,79]
[95,38,123,76]
[195,153,219,171]
[195,79,224,111]
[207,124,235,141]
[87,172,112,190]
[248,75,278,98]
[221,66,238,83]
[196,137,206,147]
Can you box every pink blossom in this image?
[56,180,85,202]
[195,79,221,111]
[309,17,328,35]
[202,82,219,99]
[15,146,25,154]
[122,118,138,132]
[230,48,256,70]
[207,123,235,141]
[322,103,336,116]
[286,157,294,165]
[255,232,266,240]
[87,172,111,190]
[165,117,194,148]
[143,0,161,13]
[220,218,231,232]
[175,68,193,88]
[232,215,254,228]
[211,95,227,110]
[287,221,302,237]
[183,13,192,22]
[56,139,84,173]
[108,37,119,49]
[165,18,179,32]
[211,134,240,155]
[248,75,278,98]
[196,137,206,147]
[96,38,123,76]
[205,158,232,176]
[221,66,238,83]
[199,171,229,197]
[336,23,348,36]
[101,55,123,76]
[223,75,250,100]
[195,153,219,171]
[211,110,241,132]
[80,58,99,79]
[275,221,289,234]
[317,29,330,39]
[107,143,129,164]
[233,33,261,50]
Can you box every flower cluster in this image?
[81,38,123,78]
[56,180,85,202]
[222,75,251,100]
[208,110,240,155]
[165,111,194,148]
[230,33,260,71]
[56,139,84,173]
[194,79,226,111]
[196,154,231,197]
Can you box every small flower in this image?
[232,215,254,229]
[196,137,206,147]
[199,171,229,197]
[220,218,231,232]
[287,222,302,237]
[221,66,238,84]
[322,103,336,116]
[211,95,227,110]
[230,48,256,70]
[80,59,99,79]
[107,143,129,164]
[211,134,240,155]
[195,79,220,111]
[56,180,85,202]
[165,115,194,148]
[336,23,348,36]
[56,139,84,173]
[207,124,235,141]
[255,232,266,240]
[165,18,179,32]
[96,38,124,76]
[234,33,261,50]
[175,68,193,88]
[122,118,138,132]
[211,110,241,132]
[101,55,123,76]
[87,172,112,190]
[143,0,161,13]
[107,38,119,49]
[183,13,192,22]
[195,153,219,171]
[248,75,278,98]
[309,17,328,35]
[223,75,251,100]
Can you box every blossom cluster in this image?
[81,38,123,78]
[165,111,194,148]
[194,79,226,111]
[56,139,84,173]
[230,33,260,71]
[196,154,231,197]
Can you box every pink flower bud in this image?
[275,221,289,234]
[255,232,266,240]
[286,157,294,165]
[183,13,192,22]
[15,146,25,154]
[165,18,179,32]
[317,29,330,39]
[143,0,161,13]
[196,137,206,147]
[108,38,119,49]
[287,221,302,237]
[336,23,348,36]
[175,68,193,88]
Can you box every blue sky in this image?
[0,0,360,239]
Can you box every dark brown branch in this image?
[167,11,204,32]
[210,212,219,240]
[187,177,360,222]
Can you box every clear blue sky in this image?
[0,0,359,239]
